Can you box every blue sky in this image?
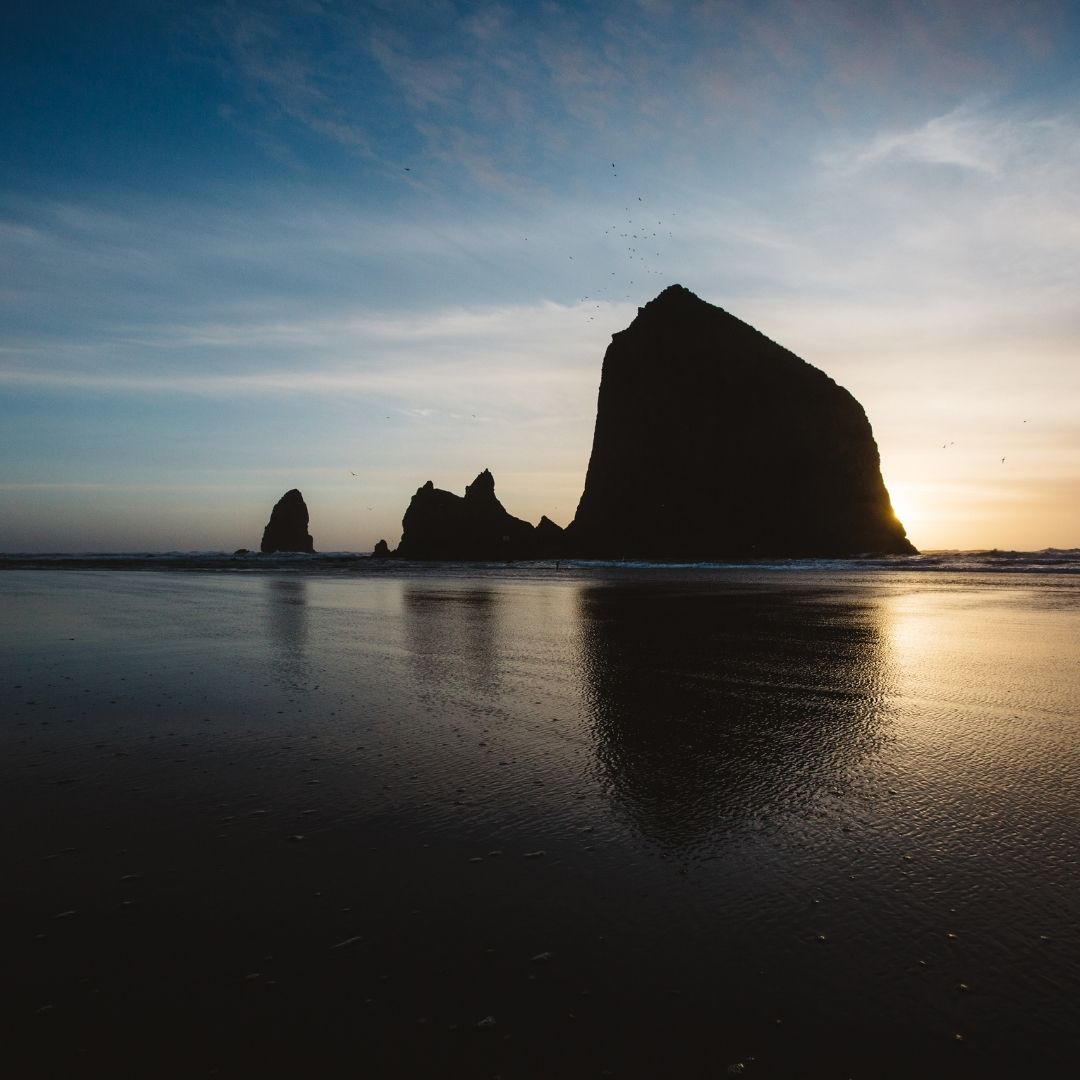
[2,0,1078,551]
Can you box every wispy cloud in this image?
[815,104,1080,301]
[176,0,1077,203]
[835,105,1003,173]
[368,32,467,112]
[202,1,376,157]
[0,291,613,424]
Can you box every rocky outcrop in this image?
[371,539,391,558]
[535,515,566,552]
[260,489,315,554]
[566,285,915,558]
[395,470,561,560]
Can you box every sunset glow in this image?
[2,2,1077,552]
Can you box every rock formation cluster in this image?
[257,286,914,561]
[394,469,563,560]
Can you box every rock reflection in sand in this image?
[402,586,503,698]
[264,577,311,692]
[575,582,891,849]
[4,566,1078,1078]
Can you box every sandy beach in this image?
[3,565,1078,1077]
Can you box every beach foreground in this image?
[3,565,1078,1078]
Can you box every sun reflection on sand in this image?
[876,576,1080,814]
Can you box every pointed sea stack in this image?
[260,489,315,554]
[395,470,552,560]
[566,285,915,558]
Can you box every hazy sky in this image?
[2,0,1078,552]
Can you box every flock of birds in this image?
[389,158,1031,496]
[402,159,675,321]
[575,162,677,321]
[942,417,1027,464]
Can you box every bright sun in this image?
[888,483,922,536]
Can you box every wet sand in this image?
[3,567,1078,1077]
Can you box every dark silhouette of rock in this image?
[566,285,915,557]
[371,539,391,558]
[395,470,557,560]
[535,515,566,552]
[260,489,315,554]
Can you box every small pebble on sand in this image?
[331,936,364,950]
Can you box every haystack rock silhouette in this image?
[260,489,315,554]
[395,470,563,560]
[565,285,916,557]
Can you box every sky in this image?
[2,0,1078,553]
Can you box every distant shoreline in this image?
[1,550,1077,574]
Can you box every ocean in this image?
[2,556,1078,1077]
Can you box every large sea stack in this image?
[566,285,915,558]
[395,470,561,560]
[260,489,315,554]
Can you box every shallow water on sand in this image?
[3,567,1079,1078]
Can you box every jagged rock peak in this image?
[393,471,563,561]
[260,489,315,554]
[464,468,496,501]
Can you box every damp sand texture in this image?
[3,567,1078,1078]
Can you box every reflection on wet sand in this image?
[264,576,311,690]
[575,582,891,849]
[403,585,503,697]
[6,570,1079,1078]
